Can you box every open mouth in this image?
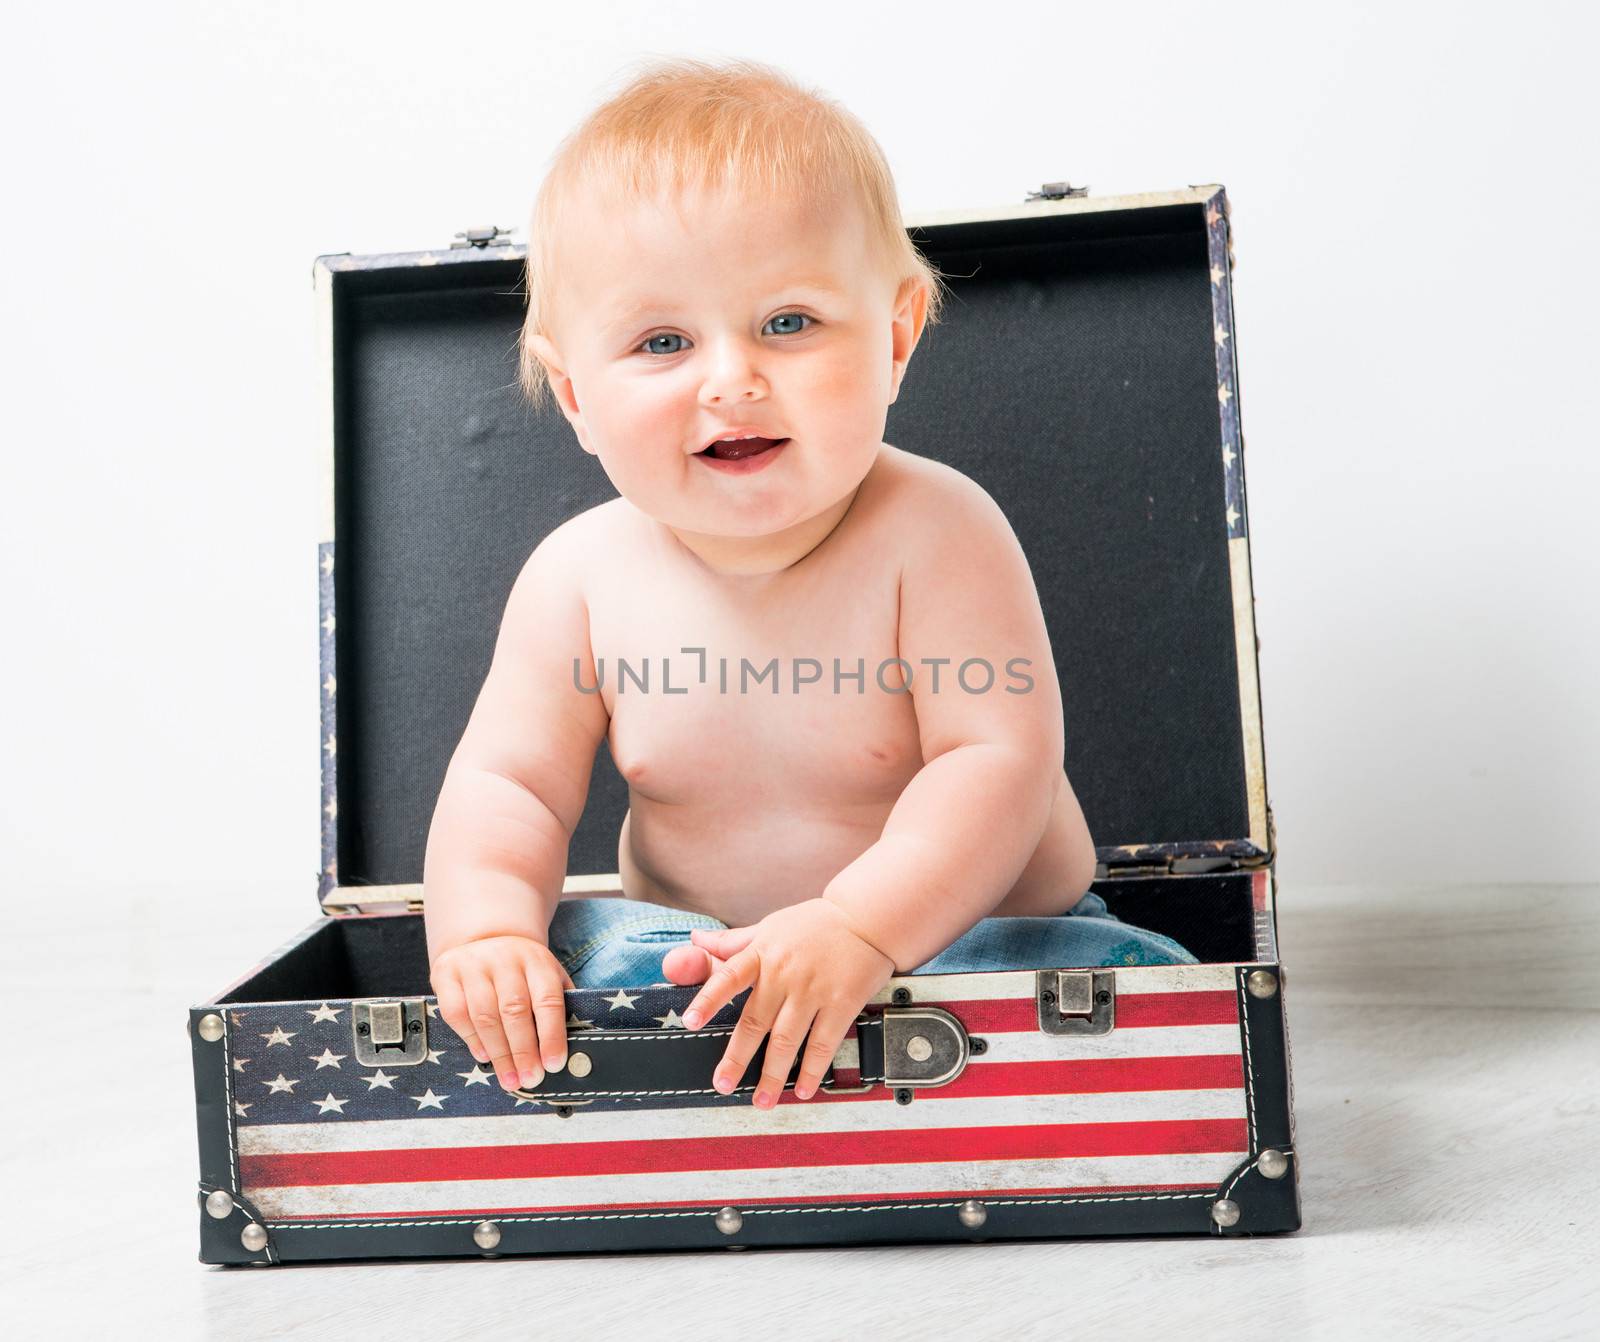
[697,436,789,461]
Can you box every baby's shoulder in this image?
[504,500,630,624]
[522,497,631,568]
[871,445,1015,548]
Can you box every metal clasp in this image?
[819,1005,972,1093]
[1027,181,1090,201]
[352,998,429,1066]
[450,225,515,249]
[1036,970,1115,1035]
[882,1005,969,1087]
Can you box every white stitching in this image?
[557,913,727,972]
[267,1190,1217,1231]
[218,1024,277,1264]
[221,1017,239,1191]
[525,1021,879,1096]
[518,1072,884,1101]
[1237,977,1258,1153]
[1221,1147,1295,1201]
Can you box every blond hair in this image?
[517,57,948,410]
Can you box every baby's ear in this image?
[525,333,597,455]
[887,278,929,405]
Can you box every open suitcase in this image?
[188,183,1299,1265]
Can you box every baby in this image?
[422,59,1178,1112]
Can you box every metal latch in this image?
[1036,970,1115,1035]
[881,1005,969,1088]
[451,225,514,250]
[819,1004,972,1094]
[352,999,429,1066]
[1027,181,1090,201]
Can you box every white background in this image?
[4,0,1596,901]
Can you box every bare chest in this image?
[586,554,923,810]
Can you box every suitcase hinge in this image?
[1099,848,1271,878]
[1036,970,1115,1035]
[1027,181,1090,201]
[451,225,515,250]
[352,998,429,1066]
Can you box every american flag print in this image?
[224,963,1250,1225]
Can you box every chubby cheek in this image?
[581,373,692,495]
[787,342,890,452]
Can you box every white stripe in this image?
[947,1021,1239,1063]
[240,1086,1247,1157]
[252,1151,1247,1220]
[827,1020,1237,1071]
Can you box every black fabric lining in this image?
[333,201,1246,889]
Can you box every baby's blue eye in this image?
[636,314,811,357]
[765,312,810,335]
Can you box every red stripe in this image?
[938,1052,1241,1098]
[264,1182,1218,1221]
[1116,991,1239,1028]
[242,1117,1247,1189]
[938,991,1238,1033]
[820,1051,1241,1103]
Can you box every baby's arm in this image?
[422,521,610,1089]
[822,470,1081,971]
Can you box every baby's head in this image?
[519,58,945,555]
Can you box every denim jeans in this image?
[546,891,1196,989]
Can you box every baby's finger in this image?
[794,1004,858,1100]
[491,965,541,1092]
[683,946,758,1032]
[525,951,569,1075]
[434,970,486,1065]
[690,925,757,960]
[463,972,515,1090]
[752,999,818,1110]
[711,968,774,1097]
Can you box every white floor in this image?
[3,882,1596,1340]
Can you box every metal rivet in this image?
[715,1206,743,1235]
[891,987,912,1005]
[905,1035,932,1062]
[1211,1198,1241,1228]
[957,1199,987,1229]
[473,1221,501,1250]
[204,1190,234,1219]
[567,1051,592,1078]
[1257,1148,1289,1179]
[240,1222,268,1252]
[197,1014,225,1043]
[1246,970,1278,999]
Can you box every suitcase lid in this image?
[314,184,1270,915]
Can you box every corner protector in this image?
[1212,1150,1301,1236]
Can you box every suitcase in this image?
[188,182,1298,1265]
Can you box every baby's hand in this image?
[431,935,575,1093]
[680,899,896,1108]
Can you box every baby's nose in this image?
[697,345,767,406]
